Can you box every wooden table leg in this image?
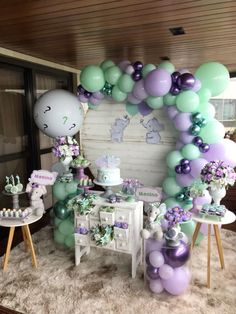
[3,227,15,271]
[213,225,225,269]
[191,222,202,250]
[207,224,211,288]
[21,226,29,251]
[22,225,38,268]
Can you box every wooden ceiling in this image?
[0,0,236,72]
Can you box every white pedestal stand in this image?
[93,179,123,198]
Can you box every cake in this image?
[95,155,122,185]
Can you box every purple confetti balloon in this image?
[133,61,143,71]
[138,101,153,116]
[144,68,172,97]
[162,240,190,268]
[177,73,196,90]
[146,265,160,280]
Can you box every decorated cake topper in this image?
[5,175,23,194]
[95,155,120,168]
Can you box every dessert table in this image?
[191,210,236,288]
[0,213,42,271]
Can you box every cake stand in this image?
[93,179,123,198]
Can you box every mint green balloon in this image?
[58,219,74,236]
[162,177,182,197]
[180,220,204,245]
[65,180,78,194]
[146,96,163,109]
[100,60,115,71]
[176,91,199,112]
[182,203,192,211]
[112,85,127,102]
[126,103,138,116]
[54,229,65,245]
[166,150,183,169]
[199,119,225,144]
[104,66,122,85]
[198,102,215,121]
[195,62,230,97]
[53,182,67,201]
[118,74,135,93]
[167,167,176,177]
[181,144,200,160]
[163,93,176,106]
[80,65,105,92]
[64,234,75,248]
[54,217,63,227]
[164,197,183,209]
[158,61,175,74]
[142,64,156,77]
[197,88,211,103]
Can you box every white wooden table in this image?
[191,210,236,288]
[0,213,42,271]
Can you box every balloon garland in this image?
[78,60,236,213]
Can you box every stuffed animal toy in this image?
[26,183,47,216]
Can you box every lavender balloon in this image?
[174,112,192,132]
[125,64,135,75]
[138,101,153,116]
[176,173,194,187]
[162,240,190,268]
[165,106,179,120]
[192,78,201,92]
[149,279,164,294]
[179,132,195,144]
[127,93,141,105]
[93,91,105,100]
[89,96,102,106]
[132,79,148,100]
[146,265,160,280]
[144,68,172,97]
[159,264,174,280]
[162,265,191,295]
[118,60,131,71]
[190,158,208,178]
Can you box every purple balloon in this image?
[159,264,174,280]
[170,84,180,95]
[176,173,194,187]
[174,112,192,131]
[182,164,191,174]
[190,158,208,178]
[118,60,131,71]
[149,279,164,294]
[180,158,190,166]
[175,165,182,174]
[144,68,172,97]
[165,106,179,120]
[162,240,190,268]
[145,238,165,254]
[78,94,89,103]
[93,91,105,100]
[84,91,92,98]
[192,78,201,92]
[77,84,85,95]
[192,136,203,147]
[132,79,148,100]
[171,71,181,83]
[89,96,101,106]
[162,265,191,295]
[199,143,210,153]
[133,61,143,71]
[132,70,142,81]
[138,101,153,116]
[175,140,184,150]
[177,73,195,90]
[125,64,135,75]
[179,132,194,144]
[127,93,141,105]
[146,265,160,280]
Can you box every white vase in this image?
[60,156,73,174]
[209,186,226,205]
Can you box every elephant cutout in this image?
[110,115,130,143]
[140,117,164,144]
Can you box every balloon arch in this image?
[77,59,236,210]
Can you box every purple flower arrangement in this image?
[122,178,142,195]
[52,136,79,161]
[75,226,89,235]
[201,160,236,189]
[163,206,191,229]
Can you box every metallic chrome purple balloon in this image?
[171,71,181,83]
[175,164,183,174]
[132,70,142,81]
[146,265,160,280]
[199,143,210,153]
[84,91,92,99]
[170,84,180,95]
[77,84,85,95]
[181,164,191,174]
[180,158,190,166]
[162,240,190,268]
[133,61,143,71]
[193,136,203,147]
[177,73,195,90]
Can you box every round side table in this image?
[191,210,236,288]
[0,213,42,271]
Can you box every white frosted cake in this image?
[95,155,122,185]
[97,167,121,184]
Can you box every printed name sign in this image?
[30,170,58,185]
[135,187,162,203]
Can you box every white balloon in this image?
[34,89,84,138]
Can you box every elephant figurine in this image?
[111,115,130,142]
[140,117,164,144]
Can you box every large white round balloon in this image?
[34,89,84,138]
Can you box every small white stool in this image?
[191,210,235,288]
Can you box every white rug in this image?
[0,226,236,314]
